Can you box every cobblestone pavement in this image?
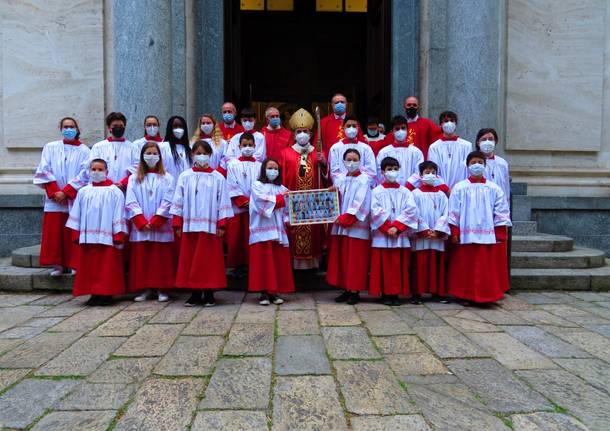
[0,290,609,430]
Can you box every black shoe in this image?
[438,296,450,304]
[185,292,202,307]
[410,295,423,305]
[381,295,393,306]
[390,296,401,306]
[85,295,101,306]
[203,291,216,307]
[334,291,350,303]
[346,292,360,305]
[97,296,113,306]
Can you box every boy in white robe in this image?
[328,116,377,184]
[376,116,424,186]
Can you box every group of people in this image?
[34,93,511,307]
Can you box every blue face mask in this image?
[367,128,378,137]
[62,128,78,140]
[468,163,486,177]
[223,113,235,123]
[269,117,281,128]
[333,102,346,115]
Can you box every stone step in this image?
[0,258,73,292]
[511,234,574,252]
[512,221,538,236]
[12,245,42,268]
[511,247,606,269]
[510,260,610,291]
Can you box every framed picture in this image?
[288,188,340,226]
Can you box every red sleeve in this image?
[217,218,227,228]
[379,220,393,234]
[150,215,167,229]
[450,224,460,237]
[172,215,183,228]
[494,225,508,242]
[62,184,78,200]
[71,228,80,244]
[275,194,286,209]
[439,184,450,197]
[112,232,125,245]
[393,220,408,232]
[232,195,249,207]
[119,172,132,187]
[43,182,61,198]
[216,166,227,177]
[337,213,357,227]
[405,182,415,191]
[131,214,148,230]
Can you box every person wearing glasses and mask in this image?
[261,106,292,161]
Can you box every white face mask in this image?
[384,170,399,183]
[343,160,360,173]
[295,131,310,146]
[442,121,456,135]
[173,128,185,139]
[266,168,279,181]
[344,126,358,139]
[422,173,437,186]
[242,120,255,131]
[394,129,407,142]
[143,154,160,168]
[479,140,495,154]
[193,154,210,167]
[145,126,159,136]
[200,123,214,135]
[468,163,485,176]
[241,146,255,157]
[89,171,107,183]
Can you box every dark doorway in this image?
[225,0,391,125]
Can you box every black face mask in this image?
[405,107,418,119]
[111,126,125,138]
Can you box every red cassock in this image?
[39,212,79,270]
[218,122,244,142]
[175,231,227,289]
[248,241,295,294]
[261,127,293,161]
[279,146,326,267]
[73,244,125,297]
[128,241,176,292]
[326,235,370,291]
[411,249,446,295]
[382,117,441,159]
[226,211,250,267]
[319,114,366,158]
[369,248,411,296]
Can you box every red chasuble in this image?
[219,122,244,142]
[261,127,293,161]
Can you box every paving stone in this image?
[495,295,536,311]
[402,374,459,385]
[408,384,507,431]
[0,293,45,306]
[88,357,159,384]
[148,303,200,324]
[122,300,170,312]
[501,326,591,358]
[89,309,157,336]
[517,292,572,305]
[0,324,47,339]
[154,336,224,376]
[0,331,82,368]
[539,304,610,325]
[183,306,239,335]
[0,378,79,428]
[516,369,610,431]
[280,293,317,310]
[0,369,30,392]
[29,294,73,306]
[234,302,276,324]
[554,331,610,362]
[0,305,49,332]
[396,308,447,327]
[415,326,488,359]
[351,415,431,431]
[554,358,610,392]
[513,310,577,327]
[213,290,246,304]
[200,357,272,409]
[537,325,589,338]
[467,332,556,370]
[278,310,320,335]
[223,323,274,356]
[275,335,331,375]
[0,339,22,356]
[114,378,203,431]
[386,352,449,377]
[192,410,268,431]
[49,306,122,332]
[30,410,116,431]
[354,301,392,311]
[37,299,87,317]
[446,359,552,413]
[583,323,610,337]
[22,316,65,328]
[510,412,589,431]
[472,308,529,325]
[114,324,184,357]
[322,326,381,359]
[56,382,134,410]
[359,310,415,335]
[334,361,416,415]
[273,375,348,431]
[442,315,500,333]
[425,382,485,405]
[317,303,361,326]
[373,335,429,355]
[424,301,467,310]
[36,336,126,376]
[433,309,488,321]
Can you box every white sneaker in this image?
[50,266,63,277]
[134,292,149,302]
[157,292,169,302]
[271,296,284,305]
[259,294,270,306]
[69,269,77,276]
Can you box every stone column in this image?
[391,0,420,116]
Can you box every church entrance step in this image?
[511,234,574,253]
[510,261,610,291]
[512,221,538,236]
[511,247,606,269]
[11,245,42,268]
[0,258,72,292]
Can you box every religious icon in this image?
[288,189,339,226]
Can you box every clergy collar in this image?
[440,135,459,141]
[419,184,441,192]
[392,140,409,148]
[292,143,314,154]
[108,136,125,142]
[223,122,236,128]
[193,165,213,173]
[92,179,113,187]
[63,139,81,146]
[407,115,419,123]
[144,134,163,142]
[238,156,256,162]
[486,154,495,160]
[266,125,280,131]
[381,182,400,188]
[334,113,346,120]
[468,176,486,183]
[341,137,358,144]
[347,171,361,177]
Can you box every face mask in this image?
[422,173,437,186]
[468,163,485,176]
[143,154,160,168]
[200,124,214,135]
[405,107,418,118]
[384,170,399,183]
[62,128,77,140]
[223,113,235,123]
[266,168,279,181]
[479,140,495,154]
[343,160,360,173]
[173,128,185,139]
[89,171,106,183]
[242,120,255,131]
[367,128,378,137]
[394,129,407,142]
[193,154,210,167]
[111,126,125,138]
[333,102,346,115]
[442,121,456,135]
[296,131,310,146]
[145,126,159,137]
[269,117,281,128]
[344,126,358,139]
[241,146,255,157]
